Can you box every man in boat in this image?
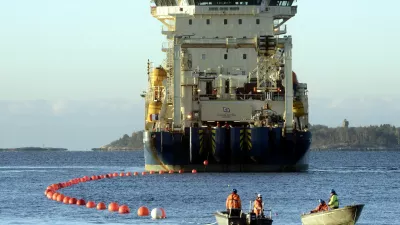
[226,188,242,216]
[253,194,264,217]
[310,199,328,213]
[328,189,339,209]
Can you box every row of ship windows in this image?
[201,54,247,60]
[189,19,260,25]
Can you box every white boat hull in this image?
[300,204,364,225]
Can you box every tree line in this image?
[310,124,400,150]
[98,124,400,150]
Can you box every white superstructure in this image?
[143,0,309,136]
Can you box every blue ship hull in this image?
[143,127,311,172]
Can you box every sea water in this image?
[0,150,399,225]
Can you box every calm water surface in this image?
[0,150,399,225]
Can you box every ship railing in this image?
[166,77,174,104]
[193,6,259,15]
[233,94,265,101]
[196,94,267,101]
[198,94,218,101]
[162,41,174,52]
[271,94,285,101]
[146,86,165,102]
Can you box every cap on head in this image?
[319,199,324,204]
[257,194,262,198]
[232,189,237,194]
[330,189,336,194]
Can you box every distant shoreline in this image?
[91,147,142,151]
[311,143,400,151]
[0,147,68,152]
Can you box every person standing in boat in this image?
[253,194,264,217]
[310,199,328,213]
[226,189,242,215]
[328,189,339,209]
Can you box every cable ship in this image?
[141,0,311,172]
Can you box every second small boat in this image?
[300,204,364,225]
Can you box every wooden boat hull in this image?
[300,204,364,225]
[214,211,273,225]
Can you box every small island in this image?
[92,131,143,151]
[0,147,68,152]
[95,121,400,151]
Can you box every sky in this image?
[1,0,399,150]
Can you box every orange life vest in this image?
[253,199,263,215]
[226,193,242,209]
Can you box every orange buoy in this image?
[52,193,59,201]
[107,173,113,178]
[44,189,52,195]
[97,202,106,210]
[137,206,149,216]
[160,208,166,218]
[91,175,97,180]
[63,196,71,204]
[119,205,130,214]
[169,170,174,174]
[142,171,146,176]
[108,202,119,212]
[149,171,154,174]
[159,170,165,174]
[113,172,118,177]
[80,178,85,182]
[46,191,54,199]
[69,198,77,204]
[120,172,125,177]
[56,194,65,202]
[203,160,208,166]
[76,199,86,206]
[86,201,96,208]
[134,172,139,176]
[178,169,184,174]
[192,169,197,173]
[83,176,90,181]
[101,175,106,179]
[126,172,132,176]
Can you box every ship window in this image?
[256,19,260,24]
[201,54,206,60]
[224,19,228,25]
[206,81,212,94]
[206,19,210,25]
[189,19,192,25]
[238,19,242,24]
[224,54,228,60]
[243,54,247,59]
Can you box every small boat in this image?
[214,210,273,225]
[300,204,364,225]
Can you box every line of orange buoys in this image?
[44,168,199,218]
